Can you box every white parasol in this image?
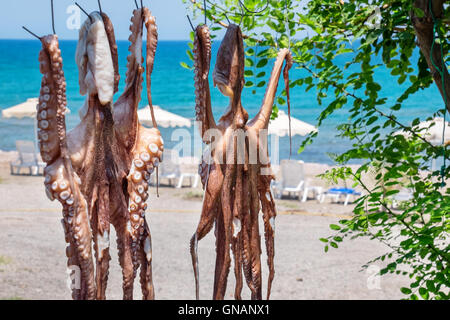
[268,110,317,137]
[138,105,191,128]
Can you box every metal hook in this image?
[51,0,56,34]
[75,2,93,23]
[187,15,195,33]
[238,3,244,27]
[203,0,207,25]
[22,26,42,40]
[223,12,231,25]
[98,0,102,15]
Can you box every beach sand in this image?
[0,157,410,300]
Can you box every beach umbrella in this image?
[138,105,192,128]
[395,117,450,171]
[1,98,70,151]
[1,98,40,119]
[395,117,450,146]
[268,110,318,137]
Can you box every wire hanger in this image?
[75,2,93,23]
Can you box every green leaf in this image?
[180,62,192,70]
[256,59,268,68]
[400,287,411,295]
[419,287,429,300]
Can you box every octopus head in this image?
[213,24,245,98]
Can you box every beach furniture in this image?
[155,149,181,187]
[155,150,200,188]
[271,160,306,200]
[391,188,414,209]
[176,156,200,188]
[319,187,362,206]
[301,184,323,202]
[10,140,45,176]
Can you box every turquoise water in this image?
[0,39,444,164]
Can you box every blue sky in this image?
[0,0,211,40]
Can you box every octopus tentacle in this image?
[248,49,293,132]
[193,25,216,143]
[231,164,244,300]
[144,11,158,128]
[248,164,262,300]
[138,218,155,300]
[126,127,163,294]
[213,164,236,300]
[39,34,96,300]
[190,155,223,300]
[258,171,277,300]
[44,159,95,299]
[114,216,136,300]
[113,8,146,149]
[240,167,255,294]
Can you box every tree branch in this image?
[411,0,450,114]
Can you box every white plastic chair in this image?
[391,188,414,209]
[10,140,45,176]
[176,156,200,188]
[271,160,305,200]
[156,149,181,187]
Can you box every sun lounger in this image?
[320,187,362,206]
[10,140,45,176]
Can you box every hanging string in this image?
[97,0,102,15]
[428,0,448,187]
[22,27,42,40]
[75,2,93,23]
[51,0,56,34]
[186,15,195,32]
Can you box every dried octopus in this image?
[37,7,162,300]
[190,23,293,300]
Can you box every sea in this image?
[0,39,444,164]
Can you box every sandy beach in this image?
[0,156,410,300]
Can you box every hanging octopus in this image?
[190,23,293,300]
[36,7,162,300]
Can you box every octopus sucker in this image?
[36,6,163,300]
[190,23,292,300]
